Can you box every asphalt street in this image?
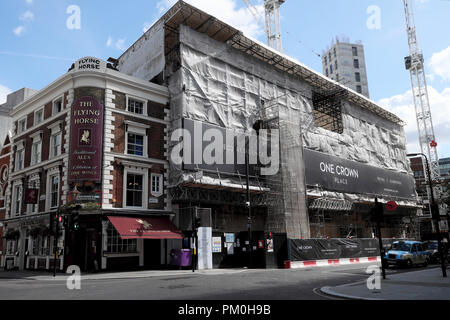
[0,263,432,300]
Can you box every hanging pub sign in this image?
[24,189,39,204]
[68,96,104,183]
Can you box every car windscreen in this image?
[391,242,411,252]
[425,242,438,250]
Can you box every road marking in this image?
[312,287,346,300]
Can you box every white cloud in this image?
[106,36,127,51]
[13,26,26,36]
[378,86,450,157]
[0,85,12,105]
[429,46,450,82]
[19,10,34,22]
[156,0,264,38]
[26,0,33,4]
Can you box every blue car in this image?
[384,241,429,268]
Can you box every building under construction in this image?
[117,1,419,268]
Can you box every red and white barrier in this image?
[285,257,381,269]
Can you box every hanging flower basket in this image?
[41,226,52,237]
[29,227,43,238]
[4,230,20,240]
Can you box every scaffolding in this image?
[117,0,420,241]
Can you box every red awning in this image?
[108,216,183,240]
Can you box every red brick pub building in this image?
[1,57,181,272]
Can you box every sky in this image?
[0,0,449,159]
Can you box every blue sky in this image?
[1,0,449,158]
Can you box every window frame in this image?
[125,121,149,158]
[126,95,147,116]
[34,108,44,126]
[15,147,25,172]
[106,223,137,254]
[52,96,64,116]
[17,118,27,135]
[46,170,60,211]
[27,177,40,214]
[151,173,163,197]
[12,181,23,217]
[123,166,148,209]
[356,85,362,94]
[30,132,43,166]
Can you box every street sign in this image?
[386,201,398,212]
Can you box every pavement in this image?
[0,268,249,281]
[321,266,450,300]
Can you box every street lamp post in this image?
[408,153,447,278]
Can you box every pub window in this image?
[127,133,144,156]
[39,236,48,256]
[50,132,62,158]
[27,179,40,214]
[151,173,163,197]
[17,118,27,134]
[49,174,60,209]
[106,223,137,253]
[34,109,44,125]
[31,236,38,255]
[126,173,144,208]
[127,98,145,115]
[31,139,42,166]
[13,184,23,216]
[53,97,63,115]
[125,121,149,157]
[15,148,24,171]
[312,91,344,134]
[7,240,15,255]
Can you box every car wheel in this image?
[407,259,413,268]
[423,259,429,267]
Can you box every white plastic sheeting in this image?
[174,25,411,174]
[118,20,165,82]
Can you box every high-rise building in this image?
[322,41,370,98]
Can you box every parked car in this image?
[384,241,429,268]
[424,239,450,264]
[423,240,440,264]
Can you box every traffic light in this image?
[72,213,80,231]
[63,215,69,230]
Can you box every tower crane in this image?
[402,0,442,211]
[242,0,285,52]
